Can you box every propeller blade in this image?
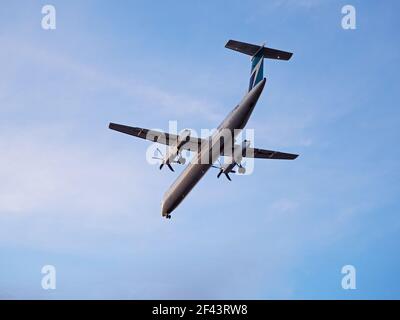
[156,148,164,157]
[159,163,164,170]
[167,163,175,172]
[217,170,223,178]
[224,173,232,181]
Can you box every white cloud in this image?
[0,127,143,215]
[272,0,323,9]
[0,36,224,123]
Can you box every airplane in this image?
[109,40,299,219]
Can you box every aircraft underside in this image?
[109,39,298,219]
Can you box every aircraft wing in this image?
[246,147,298,160]
[222,145,298,160]
[109,123,204,151]
[109,123,298,159]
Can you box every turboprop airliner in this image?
[109,40,298,219]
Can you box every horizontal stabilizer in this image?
[225,40,293,61]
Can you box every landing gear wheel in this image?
[178,157,186,165]
[166,214,171,219]
[238,166,246,174]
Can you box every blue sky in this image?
[0,0,399,299]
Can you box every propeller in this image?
[223,172,232,181]
[152,148,175,172]
[152,148,164,161]
[211,159,236,181]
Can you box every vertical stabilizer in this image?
[225,39,293,92]
[248,46,265,92]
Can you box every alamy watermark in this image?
[41,265,56,290]
[144,121,256,176]
[41,5,56,30]
[341,5,356,30]
[341,265,356,290]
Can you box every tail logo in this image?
[248,53,264,92]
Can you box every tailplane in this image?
[225,40,293,92]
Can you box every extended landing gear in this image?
[165,214,172,219]
[178,156,186,165]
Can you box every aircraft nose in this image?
[161,198,171,217]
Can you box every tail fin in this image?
[225,40,293,92]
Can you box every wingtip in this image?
[224,39,233,48]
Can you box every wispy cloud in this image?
[0,127,144,215]
[272,0,323,9]
[0,36,224,123]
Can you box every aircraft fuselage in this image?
[161,78,266,216]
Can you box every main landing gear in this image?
[165,214,172,219]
